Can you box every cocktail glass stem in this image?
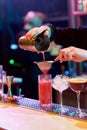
[59,91,63,111]
[76,91,87,117]
[76,91,81,114]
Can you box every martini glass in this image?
[68,78,87,118]
[34,61,53,74]
[52,75,69,114]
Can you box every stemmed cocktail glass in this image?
[68,78,87,118]
[52,75,69,114]
[34,61,53,75]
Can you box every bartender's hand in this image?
[54,46,87,63]
[22,25,51,52]
[25,25,51,41]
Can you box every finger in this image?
[26,27,39,40]
[67,50,76,59]
[64,52,73,59]
[54,51,64,61]
[60,56,72,63]
[54,47,73,62]
[59,52,73,62]
[40,25,50,37]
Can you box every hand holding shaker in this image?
[18,29,50,52]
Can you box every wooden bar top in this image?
[0,102,87,130]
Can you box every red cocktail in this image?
[38,74,52,107]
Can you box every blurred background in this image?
[1,0,87,107]
[0,0,69,76]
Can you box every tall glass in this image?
[38,74,52,110]
[68,78,87,117]
[52,75,69,113]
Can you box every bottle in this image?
[78,0,83,11]
[83,0,87,11]
[18,30,50,52]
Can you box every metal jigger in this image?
[6,76,14,98]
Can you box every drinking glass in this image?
[68,78,87,118]
[52,75,69,113]
[38,74,52,111]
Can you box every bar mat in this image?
[17,97,87,120]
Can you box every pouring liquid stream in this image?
[42,51,45,62]
[34,51,53,75]
[41,52,51,75]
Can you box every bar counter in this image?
[0,98,87,130]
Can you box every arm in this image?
[54,46,87,63]
[20,24,87,51]
[47,25,87,49]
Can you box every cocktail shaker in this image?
[18,30,50,52]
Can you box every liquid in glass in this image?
[38,74,52,109]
